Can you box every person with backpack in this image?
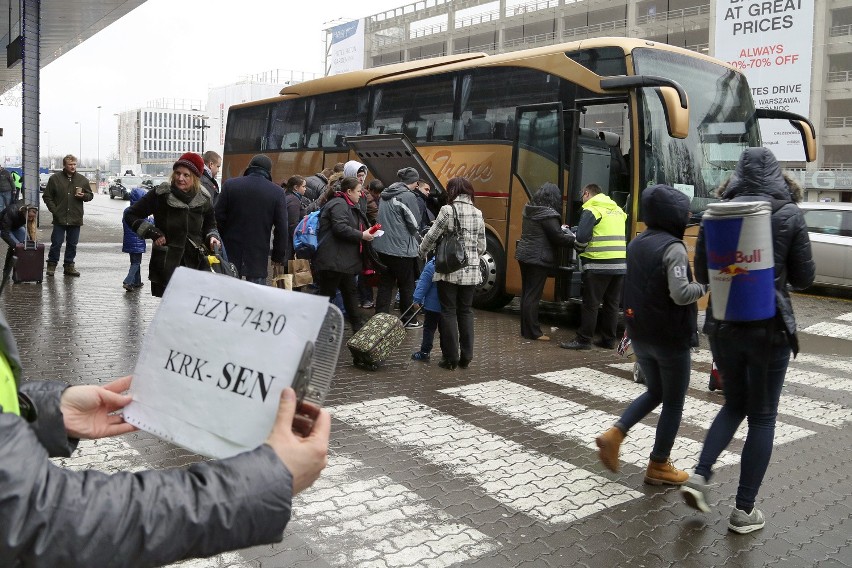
[680,147,814,534]
[311,176,374,332]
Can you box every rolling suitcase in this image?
[347,305,420,371]
[13,239,45,284]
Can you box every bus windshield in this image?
[633,48,760,214]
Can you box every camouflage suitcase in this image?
[347,306,420,371]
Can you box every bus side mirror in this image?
[790,120,817,163]
[655,86,689,139]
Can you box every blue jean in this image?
[419,310,441,354]
[616,339,691,462]
[0,191,13,211]
[123,252,142,287]
[48,224,81,265]
[696,326,791,511]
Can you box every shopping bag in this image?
[288,258,313,288]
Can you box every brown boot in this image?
[63,263,80,277]
[595,427,625,472]
[644,458,689,486]
[46,262,56,276]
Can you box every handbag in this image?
[434,204,467,274]
[288,257,313,288]
[207,245,239,278]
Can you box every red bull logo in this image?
[708,248,765,266]
[718,265,749,276]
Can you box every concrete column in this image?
[447,5,455,55]
[21,0,40,209]
[626,0,638,38]
[810,2,828,171]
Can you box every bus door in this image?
[507,103,567,301]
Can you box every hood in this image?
[380,181,411,200]
[344,160,367,178]
[129,187,147,204]
[523,204,561,221]
[642,184,690,239]
[242,166,272,181]
[719,147,791,204]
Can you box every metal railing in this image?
[503,31,557,49]
[636,4,710,26]
[819,163,852,171]
[825,117,852,128]
[411,22,448,38]
[506,0,560,17]
[455,6,502,28]
[830,23,852,37]
[827,70,852,83]
[686,42,709,53]
[563,19,627,39]
[369,0,450,24]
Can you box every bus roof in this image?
[231,37,733,111]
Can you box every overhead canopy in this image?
[0,0,147,96]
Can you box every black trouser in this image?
[519,262,550,339]
[318,270,362,331]
[437,281,475,363]
[375,252,417,319]
[578,271,623,344]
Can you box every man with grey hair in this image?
[201,150,222,206]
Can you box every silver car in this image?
[798,201,852,289]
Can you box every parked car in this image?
[798,201,852,289]
[109,176,146,200]
[141,175,168,190]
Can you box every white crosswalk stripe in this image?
[802,321,852,341]
[534,367,814,445]
[330,396,643,525]
[292,455,499,567]
[793,353,852,374]
[440,379,740,471]
[837,313,852,322]
[609,361,852,428]
[693,349,852,393]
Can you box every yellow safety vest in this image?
[580,194,627,261]
[0,352,20,415]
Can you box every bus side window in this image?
[431,119,454,141]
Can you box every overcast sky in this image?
[0,0,405,165]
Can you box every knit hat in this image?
[249,154,273,172]
[397,167,419,184]
[174,152,204,178]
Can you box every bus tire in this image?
[474,232,513,310]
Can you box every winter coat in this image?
[201,168,220,206]
[372,182,421,258]
[313,192,369,274]
[0,315,295,568]
[419,195,486,286]
[413,258,441,312]
[124,183,220,293]
[515,204,575,267]
[695,147,814,355]
[215,171,289,279]
[42,170,93,226]
[343,160,366,179]
[574,193,627,274]
[122,188,149,254]
[0,168,13,194]
[412,189,431,231]
[624,185,704,349]
[284,189,306,260]
[304,173,328,201]
[0,202,26,244]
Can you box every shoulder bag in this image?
[435,204,468,274]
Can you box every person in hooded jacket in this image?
[680,147,814,534]
[312,176,375,332]
[514,183,575,341]
[373,167,424,327]
[121,187,150,291]
[595,184,707,487]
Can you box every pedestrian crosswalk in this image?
[802,311,852,340]
[53,348,852,568]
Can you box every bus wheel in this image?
[474,232,513,310]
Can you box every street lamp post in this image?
[96,106,102,192]
[193,115,210,153]
[74,121,82,164]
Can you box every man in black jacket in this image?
[201,151,221,206]
[215,155,288,284]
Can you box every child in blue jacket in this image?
[122,187,149,291]
[411,257,442,361]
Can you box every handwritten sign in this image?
[124,267,331,458]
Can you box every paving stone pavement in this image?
[3,195,852,567]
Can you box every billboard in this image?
[329,19,365,76]
[714,0,814,161]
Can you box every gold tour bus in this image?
[222,37,815,309]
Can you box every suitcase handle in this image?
[22,238,39,251]
[399,304,422,327]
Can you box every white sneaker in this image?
[680,474,711,513]
[728,507,765,534]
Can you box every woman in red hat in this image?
[124,152,221,296]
